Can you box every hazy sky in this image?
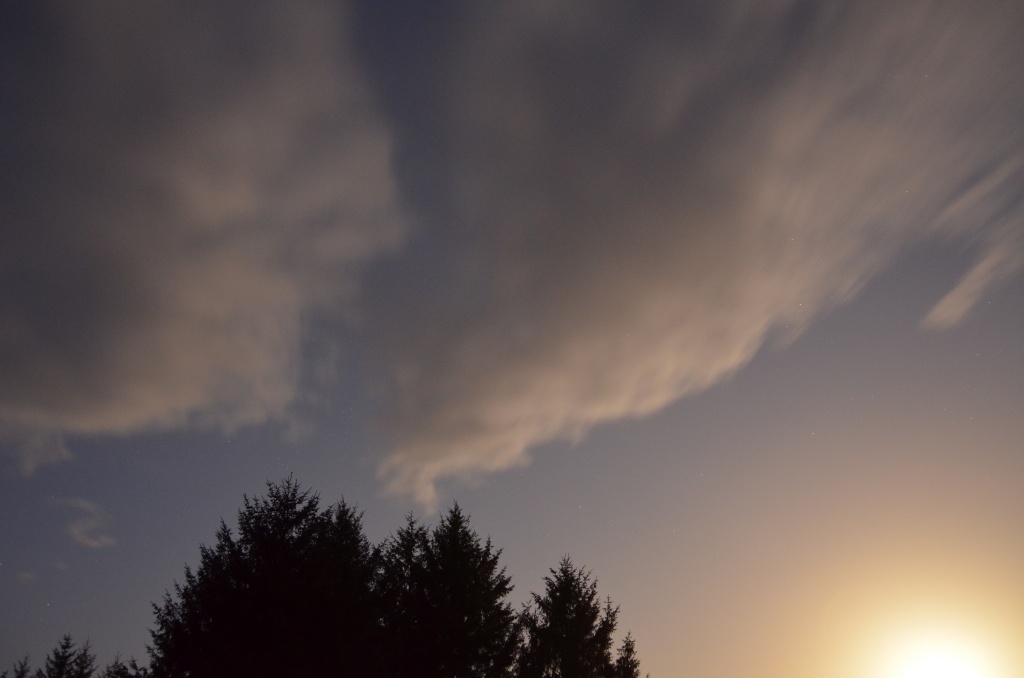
[3,2,1024,676]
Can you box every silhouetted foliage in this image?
[5,479,649,678]
[27,635,96,678]
[2,642,149,678]
[610,634,646,678]
[148,477,381,678]
[517,557,643,678]
[99,656,150,678]
[1,655,32,678]
[378,504,519,677]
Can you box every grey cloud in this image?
[367,1,1024,503]
[10,430,71,475]
[923,233,1024,329]
[16,570,39,584]
[921,158,1024,328]
[5,1,1022,505]
[0,2,403,468]
[63,498,115,549]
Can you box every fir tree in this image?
[379,504,519,677]
[34,636,95,678]
[517,558,619,678]
[3,655,32,678]
[148,477,380,678]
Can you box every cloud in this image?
[923,235,1024,329]
[0,2,404,469]
[4,1,1023,505]
[8,431,71,475]
[17,570,38,584]
[364,1,1024,504]
[63,498,116,549]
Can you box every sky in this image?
[2,1,1024,676]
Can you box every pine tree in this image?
[34,636,95,678]
[612,634,646,678]
[100,656,150,678]
[143,478,649,677]
[3,655,32,678]
[148,477,381,678]
[379,504,519,677]
[376,514,431,674]
[517,558,619,678]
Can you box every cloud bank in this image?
[3,2,1023,503]
[0,2,403,467]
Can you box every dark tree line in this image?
[6,478,648,678]
[0,635,149,678]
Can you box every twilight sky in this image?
[3,2,1024,676]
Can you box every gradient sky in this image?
[3,2,1024,676]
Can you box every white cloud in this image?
[63,498,116,550]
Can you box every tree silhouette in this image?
[30,635,96,678]
[1,655,32,678]
[376,514,431,673]
[2,642,149,678]
[610,634,646,678]
[517,557,643,678]
[148,477,381,677]
[4,479,651,677]
[99,656,150,678]
[378,504,519,677]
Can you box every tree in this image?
[611,634,645,678]
[376,514,431,674]
[2,655,32,678]
[2,639,120,678]
[5,483,651,677]
[100,656,150,678]
[148,477,381,678]
[32,635,95,678]
[378,504,519,677]
[517,558,642,678]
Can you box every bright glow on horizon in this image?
[872,624,1002,678]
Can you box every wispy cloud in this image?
[366,1,1024,504]
[923,234,1024,329]
[9,431,70,475]
[63,498,116,550]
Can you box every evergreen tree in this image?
[100,656,150,678]
[379,504,519,677]
[2,655,32,678]
[517,558,620,678]
[376,514,431,674]
[148,477,380,678]
[611,634,646,678]
[34,636,95,678]
[4,485,652,678]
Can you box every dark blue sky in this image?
[3,2,1024,676]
